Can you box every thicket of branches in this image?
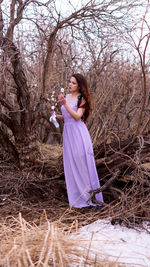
[0,0,150,227]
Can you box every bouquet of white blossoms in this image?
[49,88,64,128]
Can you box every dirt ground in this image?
[0,164,103,228]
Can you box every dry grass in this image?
[0,213,127,267]
[37,142,63,176]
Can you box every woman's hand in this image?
[50,110,64,121]
[58,93,66,106]
[50,110,54,116]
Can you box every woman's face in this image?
[69,77,79,94]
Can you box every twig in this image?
[87,170,120,205]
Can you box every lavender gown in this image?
[61,94,104,208]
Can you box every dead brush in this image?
[0,213,126,267]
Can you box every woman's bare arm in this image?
[63,104,84,121]
[58,94,85,121]
[56,114,64,120]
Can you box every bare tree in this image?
[123,0,150,136]
[41,0,144,93]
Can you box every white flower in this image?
[51,106,55,110]
[51,97,55,101]
[61,88,64,93]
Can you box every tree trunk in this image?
[0,15,40,167]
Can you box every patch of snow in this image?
[76,219,150,266]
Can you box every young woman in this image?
[57,73,104,208]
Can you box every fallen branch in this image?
[87,170,120,205]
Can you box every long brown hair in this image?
[72,73,92,122]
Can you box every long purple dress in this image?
[61,94,104,208]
